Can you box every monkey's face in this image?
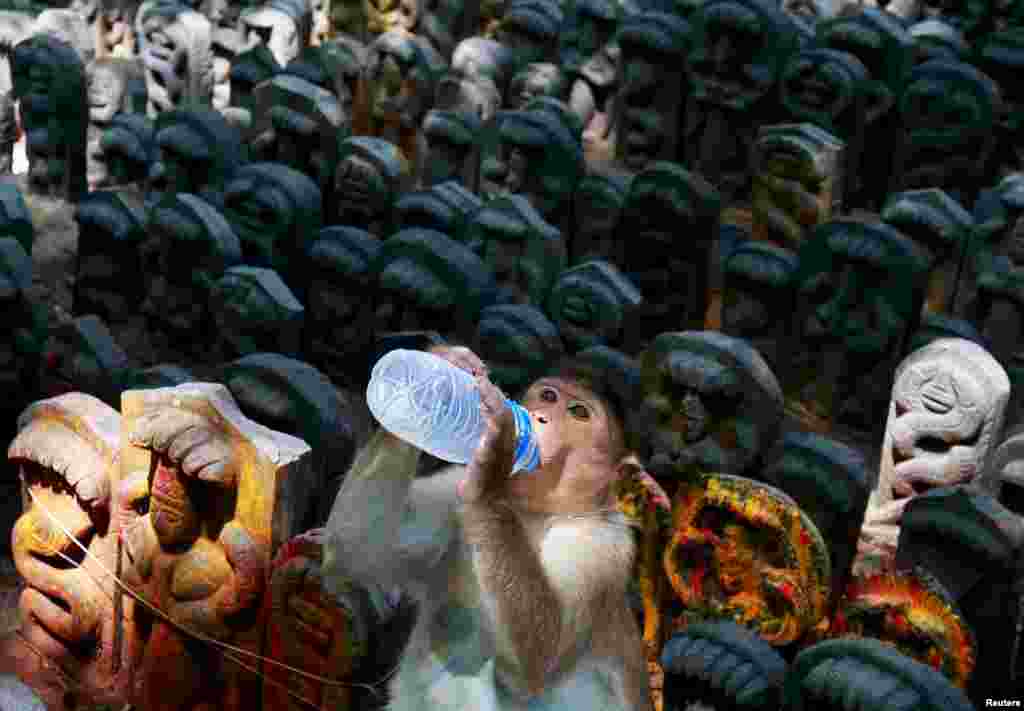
[506,377,626,507]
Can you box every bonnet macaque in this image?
[323,345,653,709]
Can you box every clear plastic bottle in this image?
[366,349,541,474]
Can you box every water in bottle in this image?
[366,349,540,473]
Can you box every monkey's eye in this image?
[568,402,590,420]
[540,387,558,403]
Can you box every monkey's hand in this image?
[460,372,517,504]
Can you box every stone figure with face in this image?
[136,0,214,117]
[641,330,784,485]
[895,488,1024,703]
[32,9,95,64]
[222,162,323,299]
[8,394,143,711]
[721,242,798,374]
[220,352,372,526]
[419,109,481,189]
[778,49,871,209]
[74,190,146,325]
[333,136,410,236]
[685,0,802,201]
[394,180,482,234]
[148,107,243,208]
[506,62,568,109]
[139,193,242,357]
[304,226,381,386]
[761,431,868,612]
[118,383,312,711]
[435,37,511,122]
[786,218,930,440]
[0,92,15,175]
[10,35,88,202]
[480,106,583,234]
[976,29,1024,180]
[881,189,972,315]
[989,423,1024,515]
[249,74,347,202]
[209,266,305,361]
[545,259,642,354]
[473,303,564,394]
[371,228,497,343]
[285,40,364,121]
[752,123,845,251]
[225,43,281,130]
[496,0,563,73]
[86,58,145,189]
[891,60,1001,207]
[610,11,690,174]
[858,338,1010,568]
[360,31,445,166]
[663,472,831,646]
[910,19,969,63]
[785,639,976,711]
[240,0,313,68]
[561,0,619,134]
[570,172,629,266]
[661,622,788,711]
[615,162,722,352]
[459,194,566,306]
[98,113,155,189]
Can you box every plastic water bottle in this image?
[366,349,541,474]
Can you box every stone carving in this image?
[332,136,410,236]
[284,40,362,120]
[435,37,510,122]
[136,0,214,116]
[262,528,372,711]
[99,113,156,189]
[419,109,481,189]
[239,0,313,68]
[978,29,1024,180]
[139,193,243,358]
[304,226,381,386]
[86,57,146,190]
[751,123,844,251]
[394,180,482,236]
[119,382,312,711]
[895,488,1024,704]
[610,10,690,173]
[473,303,564,394]
[8,393,136,711]
[663,473,831,646]
[545,259,642,354]
[880,189,972,316]
[460,193,566,307]
[222,162,322,300]
[561,0,619,143]
[0,11,33,95]
[720,241,798,380]
[569,171,629,265]
[685,0,803,202]
[249,74,346,204]
[496,0,563,73]
[371,228,496,343]
[359,30,445,168]
[661,622,787,711]
[817,10,913,210]
[418,0,478,61]
[616,162,721,352]
[506,62,567,109]
[640,330,784,485]
[784,218,929,441]
[148,107,244,208]
[220,352,371,526]
[761,431,869,612]
[0,238,43,420]
[832,571,975,689]
[785,638,975,711]
[0,92,15,175]
[73,190,147,325]
[0,184,32,254]
[209,266,305,361]
[93,0,140,59]
[32,9,95,63]
[329,0,368,44]
[910,18,969,63]
[891,60,1001,207]
[908,313,985,353]
[11,34,88,202]
[226,44,282,130]
[860,338,1010,566]
[39,315,131,407]
[990,423,1024,514]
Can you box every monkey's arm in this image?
[322,428,459,601]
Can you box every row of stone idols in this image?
[3,329,1023,711]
